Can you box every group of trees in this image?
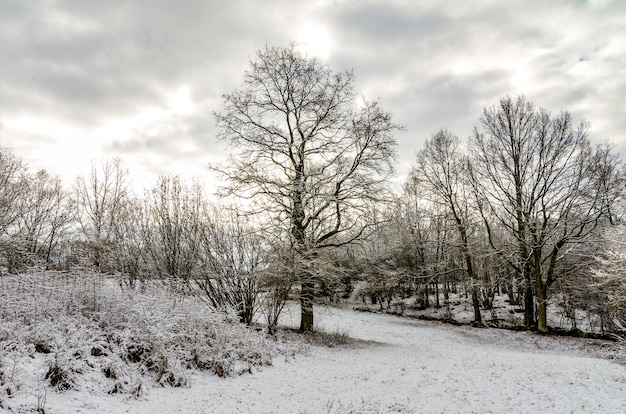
[0,151,273,324]
[74,167,272,325]
[393,98,623,333]
[0,147,73,272]
[1,44,624,336]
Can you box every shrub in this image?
[0,269,296,401]
[45,363,73,391]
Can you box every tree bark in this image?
[300,280,315,331]
[471,286,482,324]
[523,282,535,329]
[536,277,548,333]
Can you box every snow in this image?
[5,305,625,413]
[2,271,626,413]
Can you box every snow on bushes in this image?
[0,269,283,402]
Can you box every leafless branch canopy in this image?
[213,45,400,251]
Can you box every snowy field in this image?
[6,302,625,414]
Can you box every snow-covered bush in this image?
[0,269,286,402]
[0,354,20,397]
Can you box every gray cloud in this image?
[0,0,624,191]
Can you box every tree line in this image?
[1,44,624,336]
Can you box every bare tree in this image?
[260,259,293,334]
[393,181,436,309]
[590,171,626,334]
[194,204,266,324]
[143,174,202,281]
[470,95,621,332]
[592,223,626,334]
[113,194,150,287]
[139,177,268,324]
[0,146,30,272]
[214,45,400,331]
[18,170,73,264]
[0,146,28,235]
[74,158,130,271]
[411,130,483,323]
[360,213,406,310]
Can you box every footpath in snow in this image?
[34,306,626,413]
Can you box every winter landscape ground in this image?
[1,270,625,414]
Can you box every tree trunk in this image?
[530,248,549,333]
[536,278,548,333]
[461,243,481,324]
[521,258,535,328]
[471,286,482,324]
[300,280,315,332]
[523,282,535,329]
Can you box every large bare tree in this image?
[470,95,621,332]
[214,45,400,331]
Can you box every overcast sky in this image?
[1,0,624,192]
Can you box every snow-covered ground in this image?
[8,304,625,414]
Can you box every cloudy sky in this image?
[1,0,624,192]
